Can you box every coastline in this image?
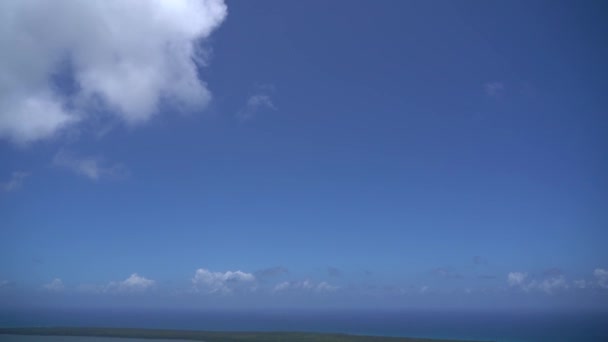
[0,327,491,342]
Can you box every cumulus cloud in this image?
[273,280,338,293]
[507,272,527,287]
[237,85,276,121]
[0,0,227,144]
[594,268,608,289]
[192,268,255,294]
[43,278,64,292]
[0,171,29,192]
[106,273,155,293]
[53,150,128,180]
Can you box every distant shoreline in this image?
[0,327,490,342]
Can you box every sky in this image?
[0,0,607,312]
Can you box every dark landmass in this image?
[0,327,491,342]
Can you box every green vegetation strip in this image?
[0,327,490,342]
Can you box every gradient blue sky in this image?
[1,0,607,311]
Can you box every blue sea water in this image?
[0,337,182,342]
[1,309,607,342]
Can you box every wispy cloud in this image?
[0,171,29,192]
[327,267,342,277]
[472,256,487,265]
[478,274,497,280]
[53,150,128,180]
[531,276,568,294]
[237,85,277,121]
[484,81,505,98]
[43,278,64,292]
[255,266,289,278]
[432,267,463,279]
[0,280,15,290]
[573,279,588,289]
[506,268,608,294]
[0,0,227,144]
[543,268,563,277]
[273,279,338,293]
[507,272,527,286]
[507,271,568,294]
[595,268,608,288]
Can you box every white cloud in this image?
[43,278,64,292]
[0,0,227,144]
[53,150,128,180]
[507,272,527,287]
[0,171,29,192]
[273,279,338,293]
[594,268,608,289]
[106,273,155,293]
[192,268,255,294]
[484,82,505,98]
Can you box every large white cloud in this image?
[192,268,255,294]
[0,0,227,144]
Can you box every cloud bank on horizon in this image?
[0,0,227,144]
[2,267,604,304]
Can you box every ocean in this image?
[1,309,607,342]
[0,337,181,342]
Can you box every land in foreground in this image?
[0,327,490,342]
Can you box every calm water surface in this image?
[1,309,607,342]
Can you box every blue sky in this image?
[1,0,607,311]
